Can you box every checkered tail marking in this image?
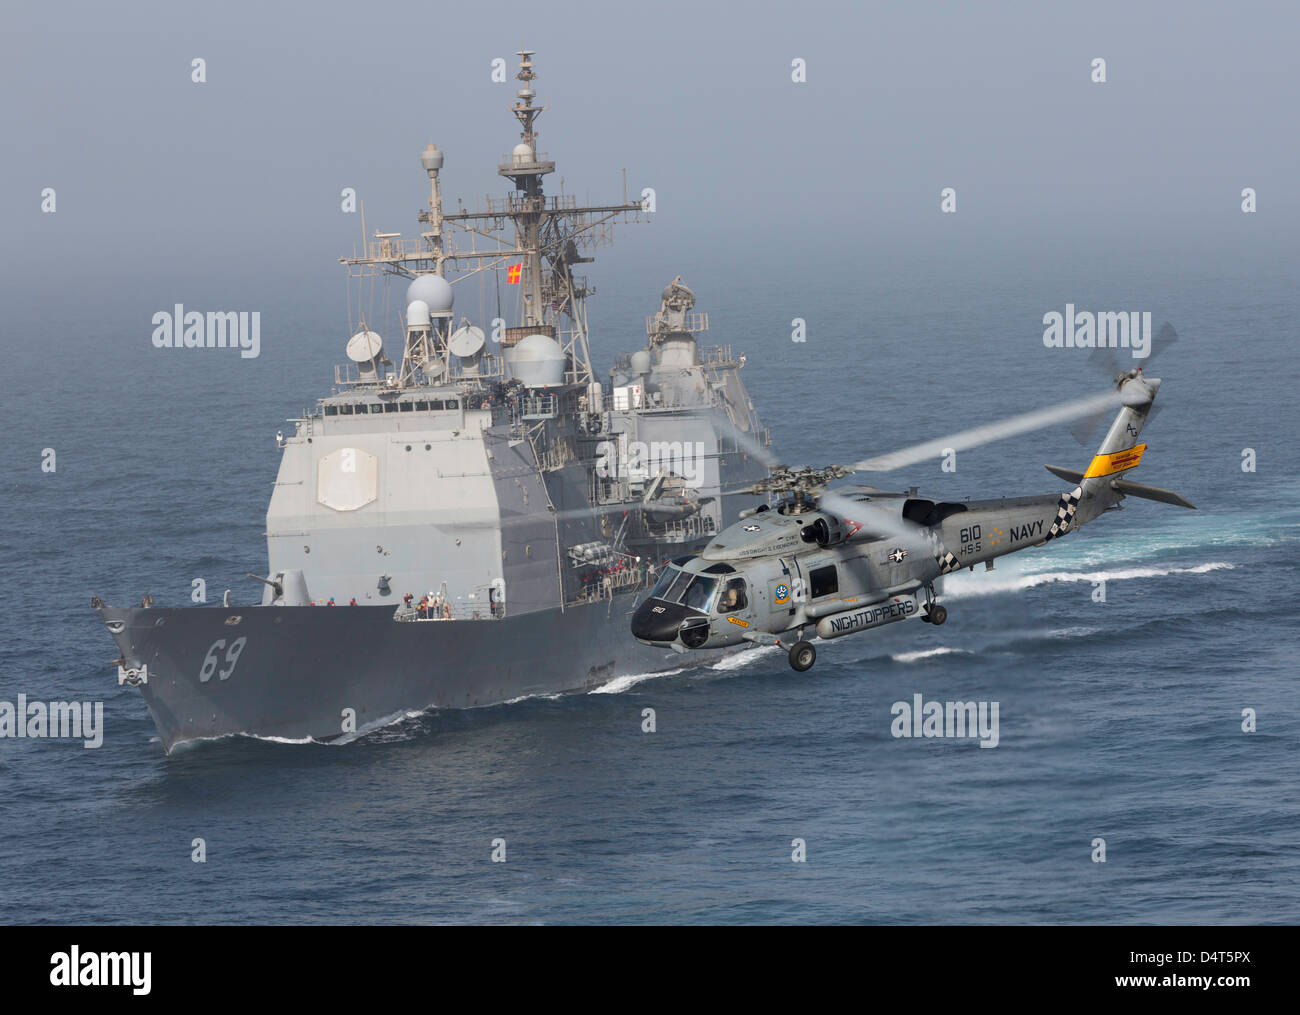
[1044,487,1082,541]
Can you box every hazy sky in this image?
[4,0,1298,316]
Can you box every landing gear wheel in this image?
[788,640,817,672]
[927,604,948,626]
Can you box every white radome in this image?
[505,333,567,387]
[405,274,453,313]
[406,299,431,328]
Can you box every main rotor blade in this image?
[717,417,782,471]
[854,389,1120,472]
[1069,404,1113,446]
[1085,321,1178,380]
[1148,322,1178,364]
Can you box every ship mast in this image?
[341,46,642,388]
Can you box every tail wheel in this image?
[928,604,948,626]
[788,640,816,672]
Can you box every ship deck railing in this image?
[393,602,506,622]
[510,394,560,422]
[573,567,645,604]
[477,188,571,216]
[646,312,710,335]
[650,513,718,543]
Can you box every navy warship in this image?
[93,49,771,752]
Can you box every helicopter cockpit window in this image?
[717,578,748,614]
[648,568,718,611]
[681,575,718,612]
[648,566,682,600]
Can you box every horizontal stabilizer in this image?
[1044,464,1086,484]
[1110,478,1197,509]
[1045,465,1194,509]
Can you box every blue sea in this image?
[2,238,1298,925]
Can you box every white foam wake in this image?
[590,669,683,694]
[890,646,972,663]
[943,561,1233,600]
[709,644,779,671]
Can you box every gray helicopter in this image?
[630,366,1195,671]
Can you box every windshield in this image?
[680,575,718,612]
[648,566,681,600]
[648,568,718,612]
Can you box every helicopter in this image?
[630,364,1195,671]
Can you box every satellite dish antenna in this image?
[347,329,384,380]
[449,325,485,357]
[449,324,486,375]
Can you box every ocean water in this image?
[2,244,1298,925]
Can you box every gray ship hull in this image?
[98,595,743,752]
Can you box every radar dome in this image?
[406,300,431,328]
[405,274,453,314]
[512,143,534,165]
[505,333,567,387]
[629,350,651,374]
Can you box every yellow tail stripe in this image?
[1085,443,1147,479]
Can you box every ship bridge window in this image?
[369,403,385,414]
[414,401,429,411]
[430,400,445,411]
[339,404,354,415]
[446,399,459,410]
[717,578,748,614]
[399,402,413,413]
[324,405,338,416]
[809,564,838,599]
[383,402,398,413]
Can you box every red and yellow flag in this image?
[506,263,522,284]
